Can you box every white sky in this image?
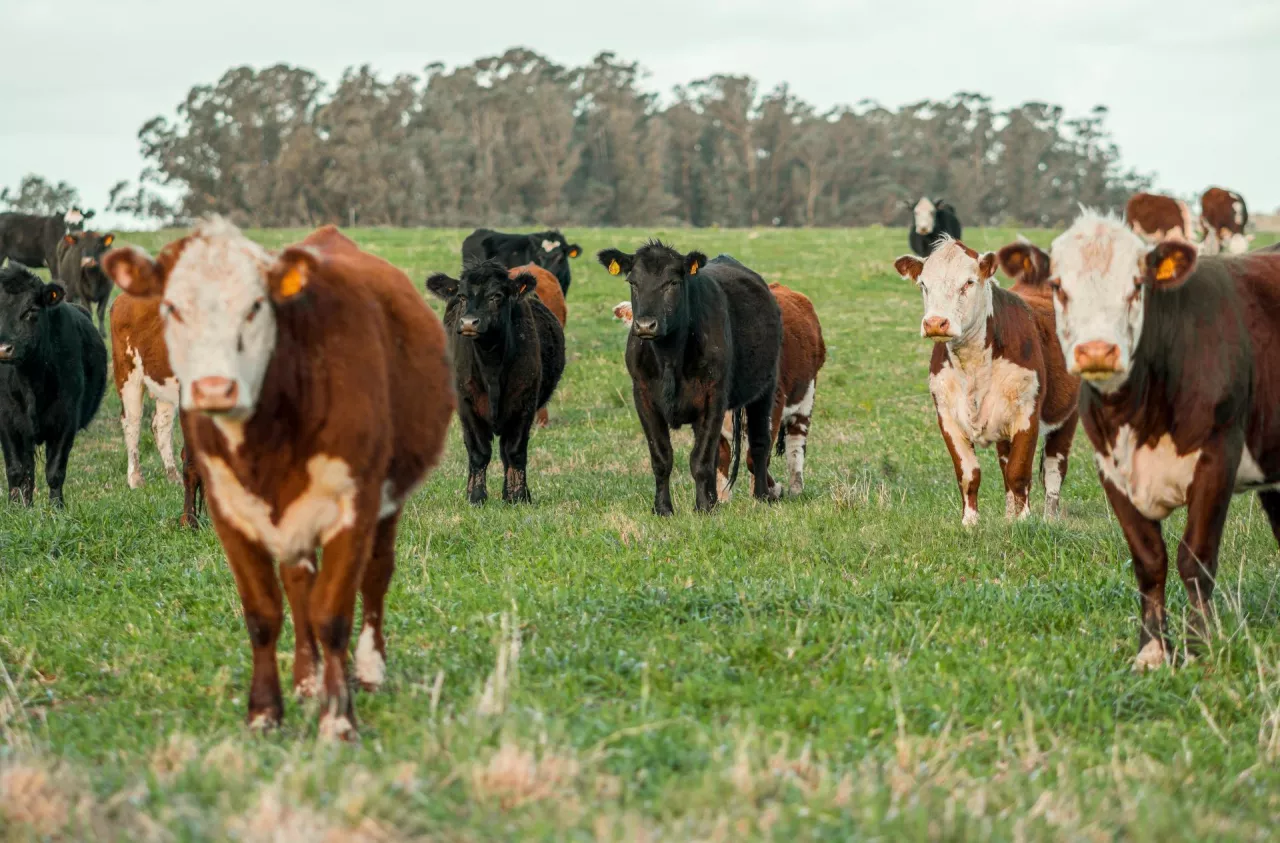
[2,0,1277,229]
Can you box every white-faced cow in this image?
[1199,187,1252,255]
[1125,192,1197,245]
[1050,210,1280,669]
[103,219,455,738]
[895,236,1080,526]
[909,198,963,257]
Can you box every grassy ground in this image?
[2,225,1280,841]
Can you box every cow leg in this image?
[96,298,108,337]
[634,387,674,516]
[280,558,319,697]
[1100,478,1170,670]
[152,400,181,483]
[355,516,398,691]
[1175,443,1235,654]
[44,429,76,508]
[997,423,1037,521]
[499,418,534,504]
[1,430,35,506]
[1257,490,1280,547]
[691,406,726,513]
[460,413,492,506]
[217,528,285,729]
[716,414,734,503]
[937,415,980,526]
[745,395,778,503]
[1040,412,1077,520]
[784,380,816,497]
[311,521,376,739]
[120,367,146,489]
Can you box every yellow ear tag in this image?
[1155,256,1178,282]
[608,260,621,276]
[278,265,306,298]
[689,261,699,275]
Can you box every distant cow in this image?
[1050,211,1280,669]
[104,219,455,738]
[109,293,203,527]
[1199,187,1251,255]
[426,259,565,505]
[462,228,583,296]
[599,243,782,514]
[0,263,107,506]
[511,263,567,428]
[0,210,93,280]
[895,236,1080,525]
[57,231,115,334]
[1125,192,1196,244]
[909,198,963,257]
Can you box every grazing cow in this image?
[1050,211,1280,669]
[426,259,565,505]
[0,210,93,280]
[894,236,1080,525]
[598,243,782,514]
[511,263,567,428]
[1199,187,1251,255]
[103,219,454,738]
[909,198,963,257]
[0,263,107,506]
[1125,192,1196,244]
[57,231,115,334]
[461,228,583,296]
[109,293,203,527]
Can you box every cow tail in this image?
[728,408,745,491]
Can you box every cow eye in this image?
[160,301,183,324]
[23,308,39,323]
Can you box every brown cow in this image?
[1199,187,1251,255]
[1125,192,1197,244]
[102,219,454,738]
[511,263,566,427]
[1051,210,1280,669]
[109,294,202,527]
[895,236,1080,525]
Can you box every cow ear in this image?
[1143,241,1197,291]
[63,234,77,246]
[977,252,998,281]
[101,233,115,248]
[267,246,318,304]
[685,251,707,276]
[83,210,95,219]
[997,242,1038,284]
[512,272,537,297]
[894,255,924,282]
[566,243,582,259]
[40,284,66,308]
[597,248,634,278]
[425,272,459,300]
[102,246,166,296]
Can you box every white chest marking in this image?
[201,453,358,561]
[930,350,1039,448]
[1094,426,1200,520]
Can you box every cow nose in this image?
[458,316,480,335]
[922,316,953,339]
[0,342,13,360]
[633,317,658,338]
[190,376,239,412]
[1074,341,1122,375]
[80,256,96,268]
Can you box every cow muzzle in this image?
[458,316,480,337]
[0,342,14,362]
[632,317,659,340]
[1073,341,1122,379]
[917,226,931,235]
[190,376,240,413]
[80,256,96,268]
[921,316,955,341]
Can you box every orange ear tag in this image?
[1155,257,1178,282]
[278,266,306,298]
[689,261,699,275]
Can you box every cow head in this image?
[530,230,581,280]
[0,263,66,364]
[895,237,998,343]
[63,207,93,231]
[913,197,937,235]
[426,259,535,340]
[102,216,303,418]
[1050,210,1197,391]
[597,241,705,341]
[996,238,1051,287]
[65,231,115,269]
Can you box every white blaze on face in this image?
[64,209,84,226]
[913,197,937,235]
[542,239,558,254]
[160,219,276,417]
[1050,213,1150,391]
[914,239,992,342]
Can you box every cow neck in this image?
[944,286,995,374]
[469,312,521,422]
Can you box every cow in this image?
[0,262,107,506]
[510,263,567,428]
[461,228,583,296]
[1048,210,1280,669]
[1125,192,1197,244]
[909,198,963,257]
[109,292,203,527]
[426,259,565,505]
[102,218,455,738]
[0,210,92,280]
[598,243,782,515]
[894,236,1080,526]
[1199,187,1251,255]
[57,231,115,334]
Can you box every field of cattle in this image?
[4,224,1280,841]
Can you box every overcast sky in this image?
[2,0,1276,228]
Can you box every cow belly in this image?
[930,357,1038,447]
[1095,427,1200,519]
[131,347,179,405]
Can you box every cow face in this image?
[598,242,705,341]
[1050,212,1196,390]
[913,197,937,235]
[426,260,534,339]
[531,231,581,279]
[0,264,65,364]
[895,238,997,343]
[103,217,299,419]
[63,207,93,231]
[65,231,115,269]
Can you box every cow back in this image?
[511,264,566,327]
[703,257,782,410]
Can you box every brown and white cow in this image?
[1125,192,1197,244]
[895,236,1079,526]
[1050,210,1280,669]
[1199,187,1251,255]
[102,219,454,738]
[512,263,567,427]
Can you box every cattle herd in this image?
[0,181,1275,736]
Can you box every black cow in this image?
[0,209,94,280]
[426,259,565,505]
[0,262,107,506]
[597,242,783,515]
[56,231,115,335]
[461,228,582,296]
[908,198,963,257]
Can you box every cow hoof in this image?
[318,713,358,742]
[961,509,979,528]
[247,710,281,732]
[1134,639,1169,672]
[653,506,674,517]
[128,472,144,490]
[166,467,182,484]
[1044,497,1061,520]
[468,493,487,506]
[789,480,804,497]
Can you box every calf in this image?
[909,198,963,257]
[103,219,454,738]
[426,259,565,505]
[511,263,567,428]
[0,263,107,506]
[894,236,1079,525]
[598,243,782,514]
[110,293,203,527]
[1199,187,1251,255]
[462,228,583,295]
[1050,211,1280,669]
[57,231,115,334]
[1125,192,1196,244]
[0,211,90,280]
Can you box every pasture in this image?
[3,225,1280,841]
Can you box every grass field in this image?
[3,225,1280,841]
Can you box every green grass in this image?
[3,226,1280,841]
